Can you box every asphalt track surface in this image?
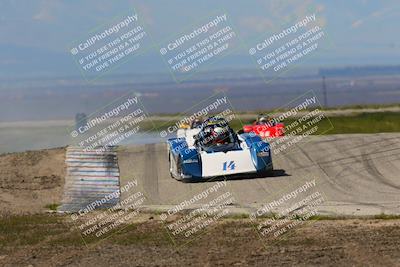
[118,133,400,215]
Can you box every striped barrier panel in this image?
[58,146,120,212]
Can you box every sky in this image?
[0,0,399,78]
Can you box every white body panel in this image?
[177,128,200,147]
[200,149,256,177]
[176,129,186,138]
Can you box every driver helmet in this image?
[211,126,229,144]
[258,114,271,124]
[191,118,203,129]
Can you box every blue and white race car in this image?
[167,117,273,181]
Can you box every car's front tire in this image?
[169,151,185,181]
[169,151,177,178]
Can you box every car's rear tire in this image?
[265,162,274,176]
[257,162,274,177]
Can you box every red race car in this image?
[242,115,285,138]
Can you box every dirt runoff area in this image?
[0,214,399,266]
[0,148,400,266]
[0,147,65,215]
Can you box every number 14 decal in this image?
[223,161,236,171]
